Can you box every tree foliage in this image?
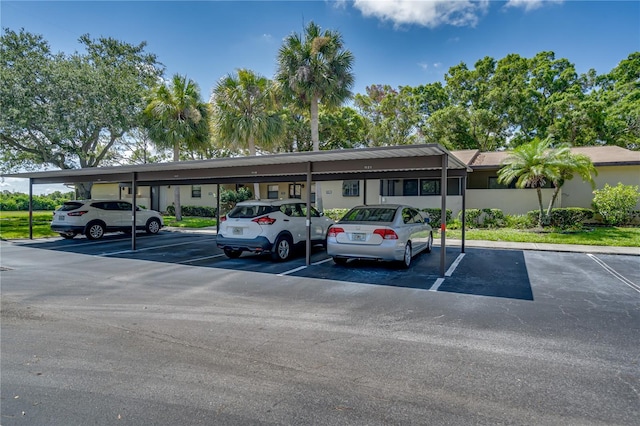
[592,183,640,226]
[0,28,163,197]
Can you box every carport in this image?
[6,144,471,276]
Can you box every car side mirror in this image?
[319,212,324,217]
[424,217,430,224]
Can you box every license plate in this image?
[352,232,366,241]
[58,215,65,221]
[232,227,242,235]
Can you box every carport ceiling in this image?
[6,144,470,185]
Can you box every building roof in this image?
[453,146,640,169]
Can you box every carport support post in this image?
[216,184,221,234]
[305,162,312,266]
[461,175,466,253]
[131,172,137,251]
[28,178,33,240]
[363,179,367,205]
[440,154,447,277]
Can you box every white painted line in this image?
[312,258,333,266]
[429,278,445,292]
[445,253,466,277]
[177,253,225,264]
[586,254,640,294]
[278,265,307,276]
[100,237,217,257]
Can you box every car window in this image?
[117,202,132,211]
[90,202,108,210]
[341,207,397,223]
[402,208,415,224]
[410,208,423,224]
[299,204,320,217]
[58,202,85,211]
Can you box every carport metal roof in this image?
[7,144,470,185]
[7,144,471,276]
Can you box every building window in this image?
[488,177,516,189]
[342,180,360,197]
[289,183,302,199]
[191,185,202,198]
[403,179,419,196]
[267,184,279,199]
[420,179,440,196]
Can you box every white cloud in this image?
[352,0,490,28]
[418,62,429,70]
[505,0,564,12]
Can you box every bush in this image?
[0,190,74,211]
[458,208,505,228]
[505,214,535,229]
[420,208,452,228]
[324,208,350,221]
[548,208,594,230]
[166,205,216,217]
[219,187,253,214]
[592,183,640,226]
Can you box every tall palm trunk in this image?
[248,136,260,199]
[536,187,544,227]
[173,143,182,221]
[310,96,323,211]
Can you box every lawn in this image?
[1,210,638,247]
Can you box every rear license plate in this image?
[352,232,366,241]
[58,215,65,221]
[232,227,242,235]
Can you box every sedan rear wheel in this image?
[400,242,412,269]
[333,257,348,266]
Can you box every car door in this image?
[116,201,134,228]
[283,203,307,243]
[300,203,331,240]
[407,207,429,252]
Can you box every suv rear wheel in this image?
[271,234,292,262]
[85,221,105,240]
[224,248,242,259]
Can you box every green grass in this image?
[443,226,640,247]
[0,210,58,239]
[162,216,217,228]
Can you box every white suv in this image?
[51,200,164,240]
[216,199,334,261]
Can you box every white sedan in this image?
[327,204,433,268]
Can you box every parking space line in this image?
[445,253,465,277]
[311,258,333,266]
[278,265,307,276]
[587,254,640,294]
[177,254,225,264]
[429,278,445,292]
[100,238,217,257]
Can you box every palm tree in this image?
[144,74,210,221]
[498,137,562,227]
[211,69,283,199]
[276,21,355,211]
[546,147,597,216]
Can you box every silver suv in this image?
[51,200,164,240]
[216,199,334,261]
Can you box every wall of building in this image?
[466,188,556,215]
[561,165,640,209]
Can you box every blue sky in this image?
[2,0,639,193]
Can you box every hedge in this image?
[458,208,506,228]
[420,208,452,228]
[527,208,595,230]
[165,205,217,217]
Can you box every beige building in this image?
[92,146,640,217]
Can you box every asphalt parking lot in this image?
[1,230,639,425]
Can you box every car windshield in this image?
[58,202,85,211]
[227,204,276,219]
[340,207,397,223]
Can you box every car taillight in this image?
[373,228,398,239]
[67,211,89,216]
[328,226,344,237]
[220,215,227,222]
[252,216,276,225]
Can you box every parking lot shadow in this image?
[439,247,534,301]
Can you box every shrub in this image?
[324,208,350,221]
[219,187,253,214]
[420,208,452,228]
[505,214,535,229]
[592,183,640,226]
[458,208,505,228]
[547,208,594,230]
[0,190,74,211]
[166,205,216,217]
